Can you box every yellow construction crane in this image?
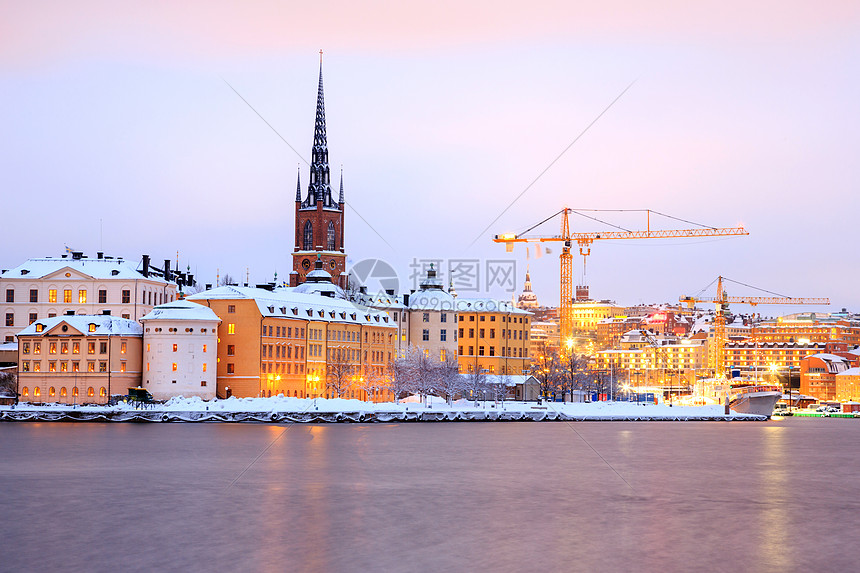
[495,208,749,344]
[680,276,830,379]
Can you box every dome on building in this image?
[517,266,540,309]
[290,254,347,299]
[408,264,455,311]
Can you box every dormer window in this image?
[268,306,275,313]
[280,307,286,314]
[111,270,119,276]
[20,269,29,275]
[306,309,313,317]
[292,308,298,315]
[329,311,336,318]
[88,323,96,332]
[35,324,44,333]
[340,312,346,319]
[318,310,324,317]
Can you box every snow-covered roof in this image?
[408,288,456,310]
[141,299,221,323]
[455,298,531,315]
[188,286,396,328]
[289,280,346,298]
[837,367,860,377]
[1,256,169,283]
[16,315,143,337]
[354,292,406,310]
[0,341,17,351]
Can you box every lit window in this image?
[33,362,41,372]
[34,387,41,397]
[88,324,96,332]
[78,290,87,304]
[173,344,178,352]
[48,289,57,303]
[36,324,44,333]
[100,387,106,397]
[202,344,207,353]
[22,342,30,354]
[61,362,68,372]
[49,386,56,397]
[202,363,207,372]
[61,387,67,397]
[72,342,80,354]
[22,361,29,372]
[49,342,57,354]
[228,305,236,314]
[228,324,235,334]
[87,388,94,397]
[172,363,178,371]
[63,289,72,303]
[73,362,79,372]
[99,362,107,372]
[121,341,127,354]
[120,362,126,373]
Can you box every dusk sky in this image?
[2,1,858,312]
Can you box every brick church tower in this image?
[290,53,347,288]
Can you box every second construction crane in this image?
[494,208,749,344]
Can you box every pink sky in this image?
[2,1,858,311]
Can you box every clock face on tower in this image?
[329,259,336,269]
[301,258,311,270]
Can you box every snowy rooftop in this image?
[837,367,860,377]
[188,286,396,328]
[0,256,169,283]
[16,315,143,337]
[141,299,221,323]
[455,297,531,315]
[354,292,406,310]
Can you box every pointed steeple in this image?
[338,167,344,204]
[295,165,301,202]
[302,50,334,209]
[524,264,532,292]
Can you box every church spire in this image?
[295,165,301,202]
[339,167,344,204]
[302,50,333,209]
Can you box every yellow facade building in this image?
[457,299,531,375]
[188,286,396,400]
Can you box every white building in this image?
[405,266,458,363]
[1,252,183,343]
[140,300,220,401]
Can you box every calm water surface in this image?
[1,418,859,572]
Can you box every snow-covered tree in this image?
[436,356,464,404]
[326,347,356,398]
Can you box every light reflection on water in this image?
[1,419,859,572]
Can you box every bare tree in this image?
[490,373,512,403]
[357,367,386,403]
[218,273,235,287]
[0,369,16,398]
[532,351,561,401]
[436,356,464,404]
[463,368,488,405]
[559,352,591,402]
[326,347,356,398]
[386,354,414,404]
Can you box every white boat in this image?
[728,384,783,418]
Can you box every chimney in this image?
[142,255,150,277]
[164,259,171,282]
[97,252,104,259]
[187,273,194,287]
[72,251,83,260]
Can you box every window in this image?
[30,289,38,303]
[228,324,235,334]
[49,361,56,372]
[61,342,68,354]
[303,220,313,250]
[172,344,178,352]
[49,342,57,354]
[60,387,67,397]
[227,345,235,356]
[489,347,495,357]
[120,362,126,373]
[34,342,41,353]
[34,387,41,397]
[441,313,447,323]
[422,329,430,341]
[49,386,56,397]
[201,381,207,387]
[172,363,178,372]
[4,313,12,327]
[48,289,57,303]
[228,305,236,314]
[99,362,107,372]
[99,342,107,354]
[479,346,485,356]
[23,342,30,354]
[63,289,72,303]
[202,344,207,353]
[88,323,96,332]
[459,328,464,338]
[22,361,29,372]
[490,329,495,339]
[327,221,336,250]
[99,289,107,304]
[29,313,37,324]
[22,387,29,396]
[88,342,95,354]
[100,387,107,397]
[121,341,127,354]
[5,289,13,303]
[227,363,235,374]
[73,362,79,372]
[202,363,207,372]
[87,387,94,397]
[122,290,130,304]
[479,329,485,338]
[88,362,95,372]
[78,289,87,304]
[33,362,40,372]
[440,329,447,342]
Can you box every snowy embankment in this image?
[0,396,766,422]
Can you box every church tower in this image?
[290,52,347,288]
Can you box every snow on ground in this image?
[0,395,753,419]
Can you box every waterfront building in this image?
[594,331,708,388]
[1,252,182,343]
[16,315,142,404]
[570,300,625,336]
[353,289,407,357]
[457,299,531,375]
[529,320,560,358]
[835,367,860,402]
[724,340,825,376]
[752,314,860,347]
[187,284,396,400]
[800,347,859,402]
[290,55,347,289]
[140,300,221,401]
[404,265,458,363]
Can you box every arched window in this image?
[72,387,78,397]
[60,387,67,397]
[303,221,313,251]
[99,387,107,397]
[87,387,94,397]
[49,386,56,397]
[22,387,28,397]
[327,221,336,250]
[34,387,41,397]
